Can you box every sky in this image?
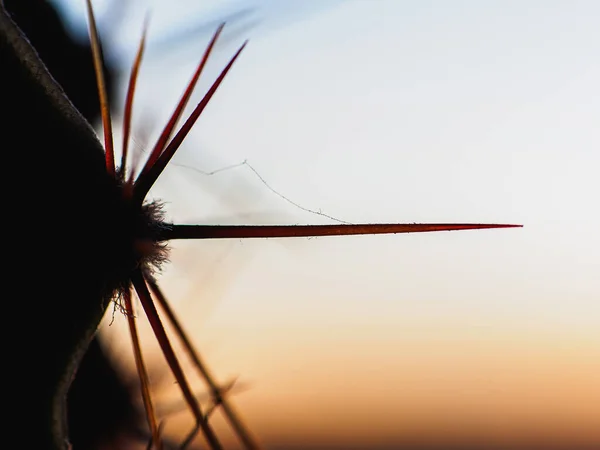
[54,1,599,448]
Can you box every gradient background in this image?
[54,1,599,448]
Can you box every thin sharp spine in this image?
[158,223,523,241]
[148,279,261,450]
[85,0,115,176]
[123,289,162,450]
[136,23,225,183]
[121,14,149,184]
[133,40,248,205]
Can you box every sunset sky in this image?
[55,1,599,448]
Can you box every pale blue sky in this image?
[52,1,600,446]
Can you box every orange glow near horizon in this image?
[101,311,600,449]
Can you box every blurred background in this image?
[21,0,600,448]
